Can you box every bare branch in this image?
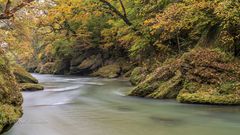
[0,0,35,20]
[4,0,11,14]
[99,0,132,26]
[118,0,127,17]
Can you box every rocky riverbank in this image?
[24,46,240,105]
[129,48,240,105]
[0,51,23,134]
[0,49,43,134]
[26,46,134,79]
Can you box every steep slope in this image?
[0,50,23,134]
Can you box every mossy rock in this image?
[129,61,179,97]
[78,55,102,70]
[0,104,23,134]
[70,54,102,75]
[177,91,240,105]
[0,50,23,133]
[12,64,38,84]
[129,48,240,105]
[177,82,240,105]
[147,71,183,99]
[130,67,146,85]
[91,64,121,78]
[78,57,95,69]
[71,52,89,67]
[20,83,44,91]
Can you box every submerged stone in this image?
[149,116,183,126]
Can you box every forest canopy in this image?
[0,0,239,68]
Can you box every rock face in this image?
[35,60,70,75]
[20,83,44,91]
[70,54,103,75]
[13,65,44,91]
[13,64,38,84]
[129,48,240,105]
[0,51,23,134]
[53,59,70,75]
[32,44,134,77]
[130,67,146,85]
[91,64,121,78]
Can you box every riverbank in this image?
[24,47,240,105]
[129,48,240,105]
[0,51,43,134]
[0,51,23,134]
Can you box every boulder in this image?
[130,67,146,85]
[12,65,44,92]
[20,83,44,91]
[91,64,121,78]
[70,54,86,67]
[0,51,23,134]
[71,52,88,67]
[12,64,38,84]
[70,54,102,75]
[129,48,240,105]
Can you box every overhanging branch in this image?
[0,0,35,20]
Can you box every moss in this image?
[148,71,183,99]
[183,81,202,94]
[0,50,23,133]
[12,64,38,84]
[0,58,6,65]
[79,58,95,69]
[129,48,240,105]
[129,81,163,97]
[0,104,22,133]
[218,82,236,95]
[129,67,146,85]
[20,83,44,91]
[177,92,240,105]
[129,59,180,97]
[70,54,102,75]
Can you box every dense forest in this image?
[0,0,240,134]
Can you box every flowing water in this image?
[4,74,240,135]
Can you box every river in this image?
[4,74,240,135]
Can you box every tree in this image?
[0,0,35,20]
[98,0,132,27]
